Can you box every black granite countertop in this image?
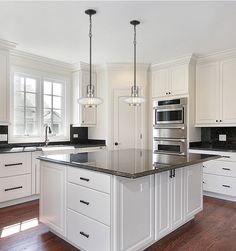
[0,140,106,154]
[190,142,236,152]
[38,149,218,179]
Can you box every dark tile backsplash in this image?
[201,127,236,143]
[0,126,8,144]
[70,125,88,143]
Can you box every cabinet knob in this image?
[114,142,119,146]
[216,120,218,122]
[166,92,168,95]
[169,91,171,95]
[220,120,222,122]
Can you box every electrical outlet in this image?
[0,134,8,141]
[219,134,226,142]
[73,134,79,138]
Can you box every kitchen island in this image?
[39,149,217,251]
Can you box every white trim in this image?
[0,195,39,209]
[204,191,236,202]
[0,39,17,50]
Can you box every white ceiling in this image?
[0,1,236,64]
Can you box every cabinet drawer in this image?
[0,152,31,178]
[67,167,110,194]
[67,183,110,226]
[203,173,236,197]
[67,209,110,251]
[0,174,32,202]
[203,160,236,177]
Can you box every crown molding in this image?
[96,63,150,71]
[196,48,236,64]
[151,53,196,70]
[0,39,17,50]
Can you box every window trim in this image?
[9,66,70,143]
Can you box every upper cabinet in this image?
[196,52,236,126]
[0,50,10,125]
[151,57,191,98]
[72,69,97,127]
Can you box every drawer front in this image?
[0,174,32,202]
[67,167,110,194]
[203,173,236,197]
[67,209,110,251]
[67,183,110,226]
[203,160,236,177]
[0,152,31,178]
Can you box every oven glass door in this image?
[155,107,184,124]
[153,139,187,156]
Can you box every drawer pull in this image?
[222,168,231,171]
[80,231,89,238]
[4,163,23,167]
[203,181,205,184]
[80,177,90,182]
[222,185,231,188]
[222,156,230,159]
[5,186,23,192]
[80,200,90,205]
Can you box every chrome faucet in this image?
[44,124,52,146]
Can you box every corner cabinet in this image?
[196,55,236,126]
[0,50,10,125]
[151,61,190,98]
[72,69,97,127]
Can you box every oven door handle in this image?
[153,150,186,156]
[153,126,185,130]
[153,137,186,143]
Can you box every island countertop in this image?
[38,149,218,178]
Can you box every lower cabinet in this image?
[155,164,202,241]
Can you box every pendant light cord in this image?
[89,14,92,92]
[133,24,136,91]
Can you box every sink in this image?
[37,145,75,155]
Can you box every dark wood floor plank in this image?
[0,196,236,251]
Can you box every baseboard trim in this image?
[204,191,236,202]
[0,194,39,208]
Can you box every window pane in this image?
[53,83,62,96]
[14,107,24,124]
[26,93,36,107]
[52,123,61,135]
[43,109,51,121]
[15,92,24,107]
[44,95,52,108]
[26,78,36,92]
[14,76,24,92]
[44,81,52,95]
[53,96,61,109]
[26,108,37,121]
[25,122,38,135]
[14,124,24,135]
[53,109,62,123]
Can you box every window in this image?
[12,71,68,141]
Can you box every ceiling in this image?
[0,1,236,64]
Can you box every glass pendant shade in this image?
[77,9,103,108]
[124,86,145,106]
[124,20,145,106]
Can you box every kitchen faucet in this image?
[44,124,52,146]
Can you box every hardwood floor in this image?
[0,196,235,251]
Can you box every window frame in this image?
[9,66,70,143]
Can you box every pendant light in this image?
[124,20,145,106]
[77,9,103,108]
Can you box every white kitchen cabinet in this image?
[184,164,203,220]
[152,64,188,98]
[72,70,97,127]
[196,62,220,125]
[32,151,42,195]
[196,55,236,126]
[0,50,10,124]
[113,175,155,251]
[40,161,66,236]
[155,164,202,240]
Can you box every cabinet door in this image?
[0,51,9,124]
[152,69,168,98]
[221,59,236,124]
[185,164,203,220]
[114,175,154,251]
[169,64,188,96]
[196,62,220,125]
[171,168,185,230]
[155,171,171,241]
[40,161,66,236]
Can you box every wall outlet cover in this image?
[73,134,79,138]
[219,134,227,142]
[0,134,8,141]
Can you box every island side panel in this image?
[112,175,155,251]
